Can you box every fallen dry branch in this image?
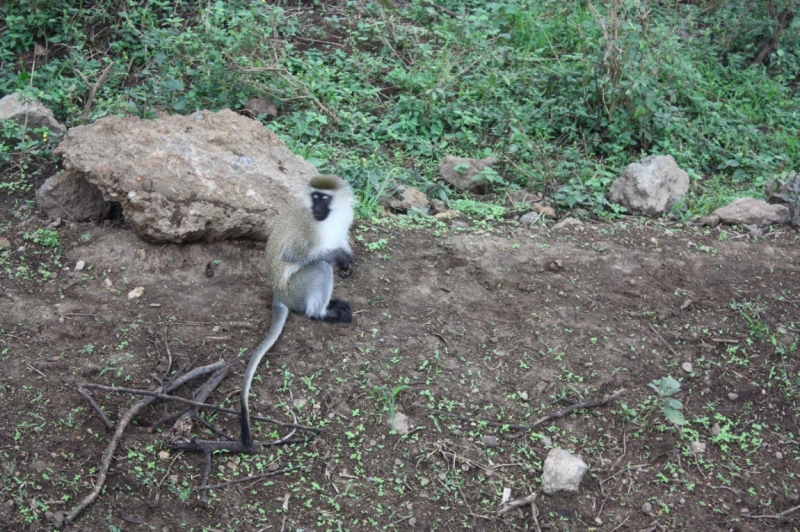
[65,361,225,524]
[67,354,322,523]
[433,389,626,432]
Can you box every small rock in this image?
[697,214,720,227]
[438,155,497,192]
[481,435,499,448]
[642,502,653,515]
[712,197,790,228]
[689,441,706,454]
[292,397,307,409]
[243,97,278,118]
[17,246,25,254]
[727,392,739,401]
[552,217,583,231]
[127,286,145,299]
[384,185,429,213]
[519,391,529,401]
[775,451,784,460]
[158,450,170,460]
[541,448,588,495]
[408,517,416,527]
[519,211,541,225]
[608,155,689,215]
[136,249,146,261]
[0,237,11,250]
[710,423,721,436]
[532,203,557,218]
[542,437,553,447]
[681,362,693,373]
[390,412,410,435]
[0,92,66,138]
[74,260,86,271]
[104,278,113,288]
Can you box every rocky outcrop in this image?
[51,109,319,243]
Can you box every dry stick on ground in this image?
[747,503,800,519]
[66,361,225,524]
[649,324,679,358]
[433,389,626,431]
[80,384,321,435]
[81,61,115,124]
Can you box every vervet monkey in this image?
[240,175,354,448]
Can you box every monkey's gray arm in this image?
[282,246,353,278]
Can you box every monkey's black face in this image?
[311,192,332,221]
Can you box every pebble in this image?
[775,452,784,460]
[727,392,739,401]
[74,260,86,271]
[641,502,653,514]
[481,436,499,448]
[710,423,721,436]
[519,391,529,401]
[681,362,693,373]
[127,286,145,299]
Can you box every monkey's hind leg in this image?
[285,261,350,322]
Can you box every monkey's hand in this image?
[336,253,353,279]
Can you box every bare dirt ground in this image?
[1,193,799,531]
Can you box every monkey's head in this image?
[306,175,352,222]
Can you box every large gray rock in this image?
[0,92,66,138]
[608,155,689,215]
[53,110,319,243]
[439,155,496,192]
[712,197,790,228]
[36,171,112,222]
[541,448,588,495]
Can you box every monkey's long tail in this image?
[241,302,290,449]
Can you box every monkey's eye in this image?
[312,193,331,203]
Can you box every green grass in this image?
[1,0,799,214]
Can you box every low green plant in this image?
[647,376,686,426]
[23,228,60,248]
[369,384,411,425]
[450,199,506,221]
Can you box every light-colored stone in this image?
[681,362,693,373]
[481,435,499,448]
[0,237,11,250]
[689,441,706,454]
[74,260,86,271]
[243,97,278,118]
[0,92,66,138]
[389,412,410,434]
[384,185,429,212]
[519,211,542,225]
[127,286,144,299]
[438,155,496,192]
[54,110,320,243]
[552,217,583,231]
[36,171,112,222]
[712,197,790,228]
[608,155,689,215]
[541,448,588,495]
[532,203,557,218]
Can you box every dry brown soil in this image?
[1,197,799,532]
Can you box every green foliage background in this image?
[2,0,799,216]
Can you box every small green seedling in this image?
[648,376,686,425]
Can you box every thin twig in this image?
[432,389,626,431]
[649,324,679,358]
[81,61,115,124]
[198,465,304,491]
[746,503,800,519]
[77,387,114,430]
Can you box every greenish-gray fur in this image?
[241,174,354,448]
